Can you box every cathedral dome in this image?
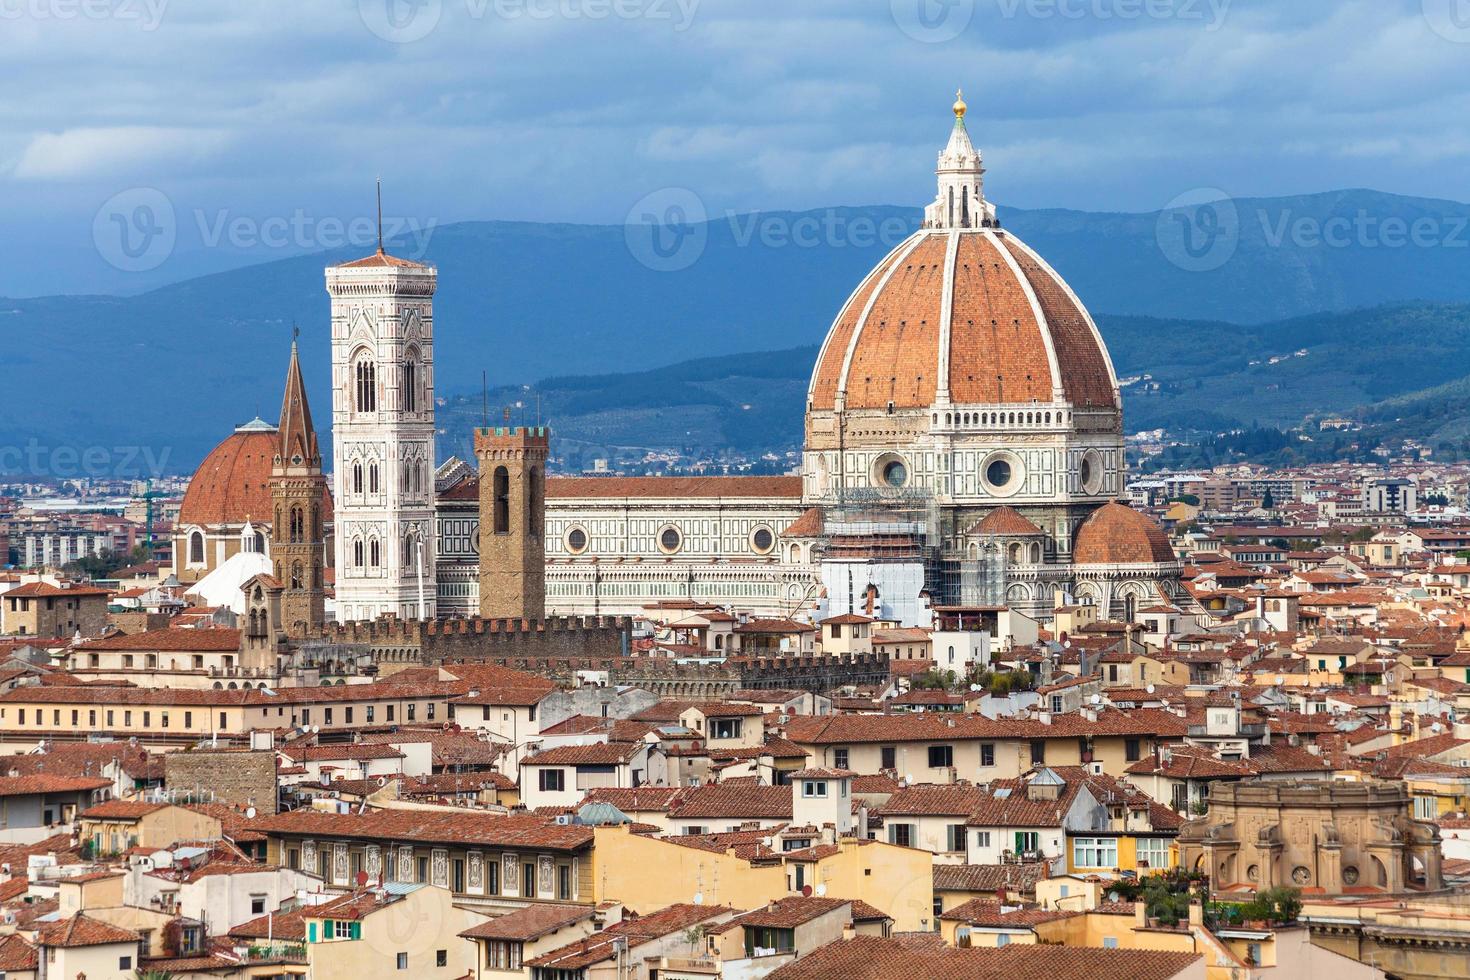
[179,420,332,528]
[1072,502,1176,565]
[178,422,279,527]
[807,97,1117,416]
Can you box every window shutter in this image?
[308,922,318,943]
[350,921,362,940]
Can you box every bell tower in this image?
[325,194,438,622]
[474,425,548,621]
[270,338,327,636]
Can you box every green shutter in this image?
[308,922,317,943]
[350,921,361,940]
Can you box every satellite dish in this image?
[1090,694,1102,705]
[693,892,704,905]
[815,883,827,897]
[1145,684,1155,694]
[356,871,369,887]
[1275,675,1285,686]
[970,684,982,692]
[1063,641,1072,650]
[801,884,813,897]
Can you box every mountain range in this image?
[5,189,1470,474]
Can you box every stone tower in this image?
[325,240,437,622]
[474,425,548,621]
[269,339,327,636]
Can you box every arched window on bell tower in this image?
[354,357,377,414]
[402,351,418,414]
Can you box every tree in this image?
[1261,489,1275,509]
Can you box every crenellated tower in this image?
[474,425,548,621]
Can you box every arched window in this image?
[355,358,377,413]
[352,462,363,495]
[353,539,364,568]
[369,539,380,567]
[493,466,510,534]
[369,463,379,494]
[290,561,303,590]
[402,354,418,413]
[404,534,416,569]
[289,506,304,543]
[961,185,970,227]
[189,531,204,564]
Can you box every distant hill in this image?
[431,302,1470,471]
[4,189,1470,472]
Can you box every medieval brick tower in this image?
[270,339,327,635]
[474,425,548,620]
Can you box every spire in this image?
[276,337,320,468]
[923,87,996,230]
[376,177,384,255]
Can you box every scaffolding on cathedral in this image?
[815,487,965,625]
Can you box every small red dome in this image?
[179,422,332,527]
[1073,502,1175,565]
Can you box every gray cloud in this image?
[1,0,1468,295]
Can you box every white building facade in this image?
[327,249,439,621]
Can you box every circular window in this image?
[658,525,683,555]
[1291,866,1311,885]
[1079,450,1103,495]
[871,453,910,490]
[1342,865,1360,885]
[565,526,589,555]
[751,526,775,554]
[980,451,1023,496]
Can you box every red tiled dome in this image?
[1073,502,1176,565]
[179,423,332,527]
[967,506,1041,536]
[807,228,1118,413]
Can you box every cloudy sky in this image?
[3,0,1470,295]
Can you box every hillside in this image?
[428,303,1470,472]
[4,189,1469,470]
